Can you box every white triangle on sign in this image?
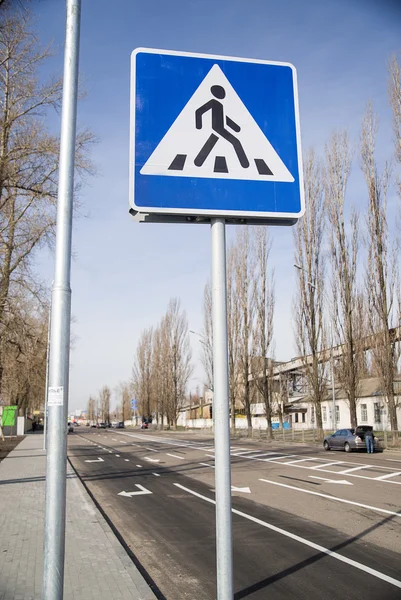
[140,64,294,182]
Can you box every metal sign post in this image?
[42,1,81,599]
[130,48,304,600]
[211,218,233,599]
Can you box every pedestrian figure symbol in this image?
[194,85,250,172]
[140,64,294,183]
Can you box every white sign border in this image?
[130,47,305,221]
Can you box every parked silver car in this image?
[323,426,379,452]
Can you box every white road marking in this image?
[259,479,401,517]
[310,461,343,469]
[232,450,261,456]
[204,454,215,458]
[386,458,401,463]
[144,457,160,463]
[339,465,370,474]
[84,457,104,463]
[121,441,127,444]
[145,447,158,452]
[309,476,352,485]
[285,458,320,465]
[239,453,276,459]
[263,455,297,462]
[231,486,251,493]
[375,471,401,481]
[112,438,117,441]
[118,485,152,497]
[131,443,141,447]
[174,483,401,589]
[199,462,215,469]
[167,453,185,460]
[124,459,130,462]
[152,472,161,477]
[115,454,120,457]
[136,465,142,468]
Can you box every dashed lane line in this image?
[167,453,185,460]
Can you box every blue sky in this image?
[32,0,401,412]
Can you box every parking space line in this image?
[145,447,158,452]
[259,479,401,518]
[152,473,161,477]
[199,462,215,469]
[375,471,401,481]
[339,465,371,474]
[310,461,343,469]
[167,453,185,460]
[136,465,142,468]
[285,458,320,465]
[174,482,401,588]
[263,455,297,462]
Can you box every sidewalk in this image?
[0,434,156,600]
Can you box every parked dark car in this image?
[117,422,125,428]
[323,426,379,452]
[97,422,107,429]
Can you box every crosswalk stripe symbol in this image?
[140,64,294,182]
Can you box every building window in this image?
[322,406,327,422]
[374,402,381,423]
[302,412,306,423]
[295,413,299,423]
[361,404,368,423]
[311,406,315,424]
[336,405,340,423]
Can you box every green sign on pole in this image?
[1,406,18,426]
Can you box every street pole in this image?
[43,303,52,452]
[211,218,233,600]
[42,2,81,599]
[330,323,336,431]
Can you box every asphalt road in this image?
[68,428,401,600]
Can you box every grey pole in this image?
[42,2,81,599]
[43,304,52,452]
[330,324,336,431]
[211,218,233,600]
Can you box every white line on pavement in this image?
[310,461,343,470]
[125,459,129,462]
[374,471,401,481]
[174,483,401,589]
[199,462,215,469]
[339,465,371,474]
[204,454,215,458]
[167,453,185,460]
[136,465,142,468]
[116,455,120,457]
[145,447,158,452]
[285,458,320,465]
[386,458,401,463]
[259,478,401,518]
[263,455,297,462]
[152,473,161,477]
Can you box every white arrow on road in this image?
[118,484,152,497]
[84,457,104,463]
[144,457,160,463]
[231,486,251,494]
[309,475,353,485]
[211,486,251,494]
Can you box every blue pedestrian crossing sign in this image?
[130,48,304,224]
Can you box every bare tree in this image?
[235,228,256,432]
[201,281,213,391]
[116,381,132,423]
[87,397,96,423]
[251,226,275,438]
[294,148,327,432]
[388,53,401,198]
[99,385,111,423]
[132,328,153,421]
[164,298,193,427]
[361,104,399,441]
[0,9,94,400]
[227,245,241,432]
[325,130,362,428]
